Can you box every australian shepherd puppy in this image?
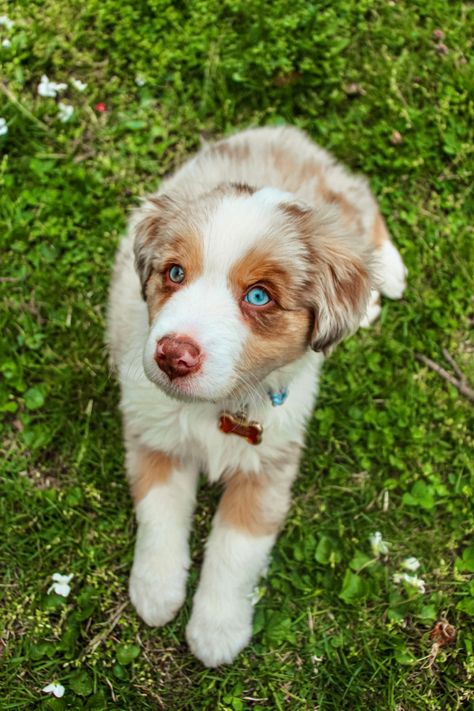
[107,126,407,667]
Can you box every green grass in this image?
[1,0,473,708]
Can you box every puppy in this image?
[107,126,407,667]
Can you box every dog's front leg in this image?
[126,445,199,627]
[186,460,298,667]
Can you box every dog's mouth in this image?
[149,370,207,402]
[143,361,220,403]
[143,360,264,406]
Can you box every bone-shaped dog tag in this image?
[218,412,263,445]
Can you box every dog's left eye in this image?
[244,286,271,306]
[168,264,185,283]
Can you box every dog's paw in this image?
[360,289,381,328]
[376,240,408,300]
[186,594,253,667]
[129,553,188,627]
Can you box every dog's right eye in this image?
[167,264,185,284]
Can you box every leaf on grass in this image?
[455,546,474,573]
[315,535,342,566]
[349,550,373,572]
[116,644,140,665]
[402,480,436,510]
[339,570,367,604]
[394,645,416,665]
[24,387,45,410]
[69,670,93,697]
[457,598,474,616]
[263,611,294,645]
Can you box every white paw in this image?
[360,289,381,328]
[186,594,253,667]
[129,550,188,627]
[376,240,408,300]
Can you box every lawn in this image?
[1,0,473,708]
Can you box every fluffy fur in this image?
[107,126,407,666]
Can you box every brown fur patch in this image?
[228,244,312,379]
[331,260,369,312]
[130,449,176,503]
[146,231,203,320]
[212,140,250,163]
[240,309,312,380]
[227,182,256,196]
[279,202,371,352]
[370,211,390,248]
[230,246,303,312]
[322,188,363,233]
[219,471,280,536]
[270,146,363,233]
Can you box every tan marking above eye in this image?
[145,232,204,320]
[229,247,297,310]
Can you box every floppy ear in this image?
[132,194,175,300]
[280,200,373,354]
[309,240,372,354]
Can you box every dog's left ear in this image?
[308,239,372,354]
[280,200,373,354]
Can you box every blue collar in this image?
[268,387,288,407]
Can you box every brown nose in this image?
[154,336,202,380]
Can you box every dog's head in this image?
[132,184,371,402]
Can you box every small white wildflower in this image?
[37,74,67,98]
[370,531,390,557]
[2,38,11,48]
[402,556,421,572]
[0,15,14,30]
[70,77,87,92]
[407,575,426,593]
[42,683,65,698]
[58,102,74,122]
[47,572,73,597]
[248,585,264,606]
[135,75,146,86]
[393,572,426,594]
[0,117,8,136]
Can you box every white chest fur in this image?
[119,349,322,481]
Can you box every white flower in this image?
[393,572,426,594]
[42,683,65,698]
[71,77,87,92]
[38,74,67,98]
[0,118,7,136]
[370,531,390,557]
[0,15,14,30]
[247,585,264,606]
[402,556,421,572]
[2,38,11,48]
[47,572,73,597]
[58,102,74,122]
[135,75,146,87]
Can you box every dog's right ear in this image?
[132,195,175,300]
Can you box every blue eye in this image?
[244,286,271,306]
[168,264,185,283]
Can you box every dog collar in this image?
[218,387,288,445]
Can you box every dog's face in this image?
[133,184,371,402]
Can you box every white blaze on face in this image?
[143,275,248,400]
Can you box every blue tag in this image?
[268,387,288,407]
